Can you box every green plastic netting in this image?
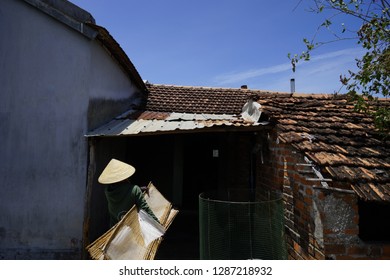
[199,188,287,260]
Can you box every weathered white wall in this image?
[0,0,140,258]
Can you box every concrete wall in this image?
[0,0,141,259]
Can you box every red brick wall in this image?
[256,131,325,259]
[256,131,390,260]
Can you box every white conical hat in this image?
[98,159,136,184]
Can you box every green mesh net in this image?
[199,189,287,260]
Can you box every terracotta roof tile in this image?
[259,93,389,201]
[352,182,390,201]
[142,83,389,202]
[145,84,252,114]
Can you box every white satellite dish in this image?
[241,99,262,123]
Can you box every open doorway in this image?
[156,133,224,259]
[86,131,255,259]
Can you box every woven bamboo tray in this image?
[86,182,178,260]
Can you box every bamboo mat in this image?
[86,182,178,260]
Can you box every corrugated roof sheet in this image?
[86,111,269,137]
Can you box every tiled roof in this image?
[145,84,251,114]
[145,84,389,201]
[258,93,390,201]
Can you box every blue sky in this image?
[71,0,364,93]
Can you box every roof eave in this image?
[23,0,98,39]
[24,0,147,93]
[86,23,147,93]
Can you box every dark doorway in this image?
[156,133,224,259]
[182,133,221,209]
[358,199,390,242]
[88,131,255,259]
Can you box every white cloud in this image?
[213,47,366,93]
[214,63,292,85]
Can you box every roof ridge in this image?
[147,83,346,98]
[148,83,252,91]
[87,23,147,92]
[292,93,346,99]
[24,0,97,38]
[147,83,280,92]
